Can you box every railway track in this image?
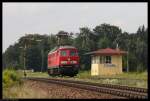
[24,77,148,99]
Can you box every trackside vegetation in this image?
[3,68,22,98]
[3,68,22,88]
[76,70,147,80]
[3,70,147,98]
[24,70,147,88]
[65,70,147,88]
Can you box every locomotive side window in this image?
[60,50,67,56]
[70,50,76,56]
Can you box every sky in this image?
[3,3,147,53]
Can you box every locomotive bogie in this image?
[48,65,79,76]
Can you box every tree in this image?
[93,23,122,45]
[3,43,21,69]
[78,27,96,51]
[136,40,147,72]
[3,24,147,72]
[73,27,96,70]
[26,45,41,71]
[97,36,110,48]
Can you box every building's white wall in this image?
[91,64,99,75]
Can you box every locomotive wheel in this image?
[70,74,75,77]
[48,69,55,76]
[48,70,51,76]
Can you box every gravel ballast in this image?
[21,80,126,99]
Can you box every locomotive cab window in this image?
[70,50,76,56]
[60,50,67,56]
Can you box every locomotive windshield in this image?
[60,50,67,56]
[70,50,77,56]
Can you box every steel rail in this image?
[24,77,148,99]
[47,78,147,93]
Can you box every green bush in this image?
[3,69,21,88]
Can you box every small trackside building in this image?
[85,48,127,76]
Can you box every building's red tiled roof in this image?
[85,48,127,55]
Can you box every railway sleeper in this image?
[123,93,126,97]
[51,78,147,93]
[119,92,124,96]
[113,92,120,95]
[139,89,143,92]
[126,93,130,97]
[129,95,134,99]
[133,95,139,99]
[27,78,147,99]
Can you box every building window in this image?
[99,56,103,64]
[94,57,96,64]
[92,57,94,63]
[99,56,105,64]
[93,56,112,64]
[96,56,98,63]
[105,56,111,63]
[92,56,97,64]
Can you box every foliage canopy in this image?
[3,23,147,72]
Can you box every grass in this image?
[59,70,148,88]
[97,72,148,80]
[3,69,22,88]
[25,69,147,80]
[24,72,49,78]
[3,69,147,98]
[3,69,50,99]
[75,70,91,78]
[75,70,147,80]
[3,68,23,99]
[19,70,148,88]
[3,81,48,99]
[75,70,148,88]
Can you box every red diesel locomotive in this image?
[48,45,79,76]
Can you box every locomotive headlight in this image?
[61,61,67,64]
[71,61,77,64]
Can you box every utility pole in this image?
[41,48,44,73]
[113,34,128,72]
[40,40,44,73]
[20,35,35,77]
[35,39,43,73]
[20,35,44,73]
[20,43,27,77]
[127,48,129,72]
[24,43,27,77]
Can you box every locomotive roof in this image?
[48,45,76,54]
